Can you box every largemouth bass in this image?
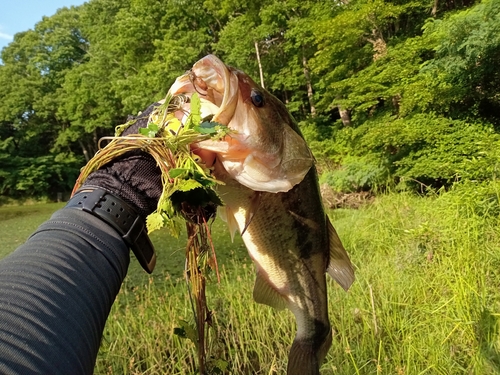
[169,55,355,375]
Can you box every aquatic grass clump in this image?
[72,93,228,236]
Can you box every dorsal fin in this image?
[326,218,355,291]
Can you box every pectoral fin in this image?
[241,191,261,236]
[218,192,261,240]
[326,218,355,291]
[218,206,239,242]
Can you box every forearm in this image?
[0,208,130,375]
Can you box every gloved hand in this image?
[82,102,163,221]
[68,102,163,273]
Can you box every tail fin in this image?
[286,329,333,375]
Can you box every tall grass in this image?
[1,187,497,373]
[94,181,500,374]
[327,184,500,374]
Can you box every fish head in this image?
[169,54,314,193]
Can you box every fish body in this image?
[216,162,346,375]
[169,55,354,374]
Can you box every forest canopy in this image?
[0,0,499,199]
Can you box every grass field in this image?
[0,202,66,259]
[1,183,500,374]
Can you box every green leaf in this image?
[173,327,187,338]
[173,320,198,346]
[139,123,159,138]
[194,121,219,135]
[212,359,229,372]
[205,188,224,207]
[177,179,203,192]
[190,93,202,126]
[146,211,165,233]
[169,168,189,178]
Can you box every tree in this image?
[0,0,498,199]
[419,0,500,126]
[0,6,86,197]
[311,0,431,121]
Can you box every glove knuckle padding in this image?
[83,102,163,220]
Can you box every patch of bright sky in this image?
[0,0,88,52]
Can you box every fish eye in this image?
[251,90,265,108]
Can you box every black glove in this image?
[68,102,163,273]
[82,102,163,221]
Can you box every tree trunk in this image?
[302,53,316,117]
[338,105,352,126]
[254,40,265,89]
[337,97,351,126]
[431,0,439,16]
[366,24,387,61]
[392,94,401,115]
[78,140,90,163]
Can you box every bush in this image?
[319,154,391,193]
[0,154,82,199]
[314,112,500,193]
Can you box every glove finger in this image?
[122,102,162,137]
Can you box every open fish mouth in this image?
[167,55,315,194]
[172,73,236,131]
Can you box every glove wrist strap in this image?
[66,187,156,273]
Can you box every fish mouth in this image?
[168,74,220,121]
[167,76,221,168]
[167,56,237,168]
[168,55,238,126]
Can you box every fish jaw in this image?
[168,54,314,193]
[168,55,239,131]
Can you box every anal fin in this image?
[326,218,355,291]
[253,271,287,310]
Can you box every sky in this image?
[0,0,88,52]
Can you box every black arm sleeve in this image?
[0,207,130,375]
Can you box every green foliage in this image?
[0,154,81,198]
[420,0,500,125]
[320,154,391,193]
[300,116,353,162]
[356,113,500,183]
[1,0,500,198]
